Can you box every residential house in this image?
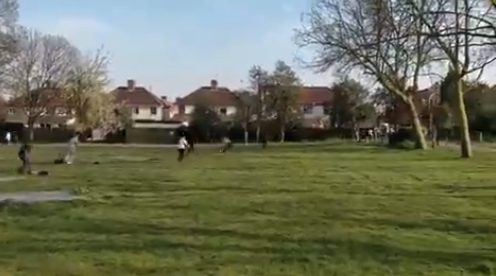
[112,79,164,122]
[299,86,334,128]
[172,79,240,121]
[159,96,173,121]
[6,86,75,128]
[261,85,334,128]
[386,86,440,126]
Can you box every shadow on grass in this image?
[1,214,494,271]
[341,216,496,235]
[438,184,496,192]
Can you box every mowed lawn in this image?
[0,143,495,276]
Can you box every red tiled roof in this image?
[112,86,163,106]
[263,85,334,105]
[177,85,240,106]
[299,86,333,105]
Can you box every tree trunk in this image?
[280,125,285,142]
[455,78,472,158]
[244,130,248,145]
[255,125,260,143]
[28,124,34,141]
[406,98,428,149]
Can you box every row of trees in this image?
[295,0,496,158]
[190,60,304,143]
[0,0,123,139]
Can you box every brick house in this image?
[261,85,334,128]
[172,79,241,121]
[5,86,75,128]
[112,79,165,122]
[385,86,440,126]
[299,86,334,128]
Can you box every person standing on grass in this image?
[260,133,268,149]
[185,130,195,155]
[177,134,189,162]
[64,132,79,164]
[220,136,232,153]
[5,131,11,145]
[17,142,32,174]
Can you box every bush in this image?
[388,128,417,149]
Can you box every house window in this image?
[303,105,313,114]
[219,107,227,115]
[150,107,157,115]
[8,108,15,114]
[133,107,139,114]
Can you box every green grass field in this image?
[0,142,495,276]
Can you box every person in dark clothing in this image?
[260,135,268,149]
[18,143,32,174]
[184,129,195,155]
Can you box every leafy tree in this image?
[330,78,376,136]
[190,104,221,142]
[266,60,302,142]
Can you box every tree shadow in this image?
[341,216,496,235]
[437,184,496,192]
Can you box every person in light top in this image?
[5,131,11,145]
[64,132,79,164]
[177,135,189,162]
[220,136,232,153]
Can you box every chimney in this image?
[127,79,136,90]
[210,79,218,89]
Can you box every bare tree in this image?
[247,65,272,143]
[64,48,113,131]
[233,90,256,144]
[3,27,79,139]
[295,0,441,149]
[405,0,496,157]
[0,0,19,86]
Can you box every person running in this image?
[64,132,79,164]
[177,135,189,162]
[5,131,11,145]
[220,136,232,153]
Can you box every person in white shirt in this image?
[5,131,11,145]
[64,132,79,164]
[177,135,189,162]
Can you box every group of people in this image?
[15,125,261,173]
[176,133,232,162]
[17,132,79,175]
